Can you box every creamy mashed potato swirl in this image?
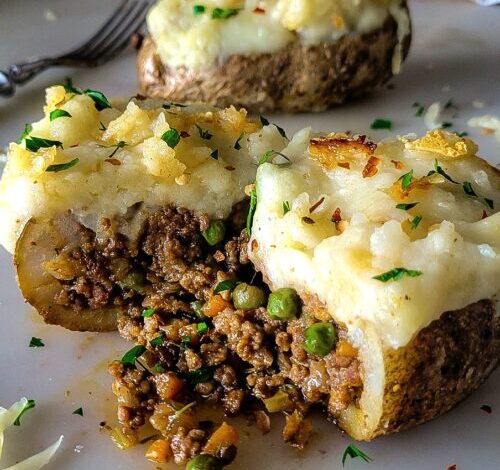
[148,0,409,70]
[0,86,286,252]
[250,129,500,348]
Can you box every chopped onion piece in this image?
[0,398,29,459]
[2,436,63,470]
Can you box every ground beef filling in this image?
[49,203,362,465]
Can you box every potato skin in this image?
[369,299,499,439]
[137,12,411,113]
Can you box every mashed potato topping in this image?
[0,86,285,252]
[249,129,500,348]
[148,0,409,70]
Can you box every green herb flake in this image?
[342,444,372,466]
[150,334,165,348]
[234,133,244,150]
[258,150,290,166]
[107,140,127,158]
[154,363,165,373]
[46,157,79,173]
[398,169,413,190]
[276,125,288,139]
[121,345,146,365]
[413,102,425,117]
[214,279,241,294]
[49,109,72,121]
[17,123,32,144]
[463,181,478,197]
[193,4,206,15]
[247,186,257,234]
[14,399,36,426]
[142,307,156,318]
[211,7,239,19]
[429,159,459,184]
[25,136,63,152]
[73,407,84,416]
[210,149,219,160]
[373,267,423,282]
[456,131,468,137]
[197,322,208,335]
[29,337,45,348]
[99,121,107,131]
[63,77,83,95]
[370,118,392,130]
[442,122,453,129]
[196,124,213,140]
[161,128,181,148]
[85,89,111,111]
[396,202,419,211]
[260,116,270,126]
[283,201,291,215]
[410,215,422,230]
[179,368,213,384]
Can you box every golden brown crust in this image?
[137,12,411,113]
[371,299,499,438]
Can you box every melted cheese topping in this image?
[250,129,500,348]
[0,86,287,252]
[148,0,408,70]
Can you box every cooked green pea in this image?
[190,300,207,320]
[202,220,226,246]
[267,288,299,320]
[303,322,336,357]
[186,454,223,470]
[232,283,266,310]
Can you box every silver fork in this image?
[0,0,152,97]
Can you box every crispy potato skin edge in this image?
[137,6,411,113]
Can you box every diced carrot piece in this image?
[202,295,232,317]
[145,439,171,463]
[155,372,185,400]
[203,422,239,455]
[336,340,358,358]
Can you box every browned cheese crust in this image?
[371,299,499,439]
[137,13,411,113]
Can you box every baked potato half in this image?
[137,0,412,113]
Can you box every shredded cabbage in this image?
[0,398,63,470]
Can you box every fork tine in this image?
[66,0,136,58]
[93,3,150,64]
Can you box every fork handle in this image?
[0,70,15,97]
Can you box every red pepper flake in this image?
[338,162,350,169]
[180,131,190,138]
[302,216,315,225]
[362,156,381,178]
[309,197,325,214]
[391,159,404,169]
[134,93,147,101]
[253,7,266,14]
[251,239,259,252]
[105,158,121,166]
[225,165,236,171]
[481,210,488,220]
[447,465,457,470]
[480,404,492,414]
[331,207,342,224]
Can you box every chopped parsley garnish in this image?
[484,198,494,209]
[399,169,413,190]
[210,149,219,160]
[373,267,423,282]
[17,123,32,143]
[258,150,290,166]
[73,407,84,416]
[276,124,287,139]
[442,122,453,129]
[396,202,419,211]
[234,133,244,150]
[142,307,156,318]
[25,136,63,152]
[154,363,165,373]
[150,334,165,348]
[161,128,181,148]
[99,121,107,131]
[413,102,425,117]
[193,4,206,15]
[259,116,288,139]
[342,444,372,466]
[283,201,291,215]
[29,337,45,347]
[167,402,196,432]
[13,399,35,426]
[456,131,468,137]
[247,186,257,233]
[370,118,392,130]
[46,157,79,173]
[85,89,111,111]
[214,279,241,293]
[197,322,208,335]
[260,116,270,126]
[410,215,422,230]
[162,102,187,109]
[196,124,213,140]
[63,77,83,95]
[428,159,459,184]
[49,109,72,121]
[211,7,239,19]
[179,368,213,384]
[462,181,477,197]
[107,140,127,158]
[121,345,146,365]
[181,335,191,347]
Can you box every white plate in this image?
[0,1,499,469]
